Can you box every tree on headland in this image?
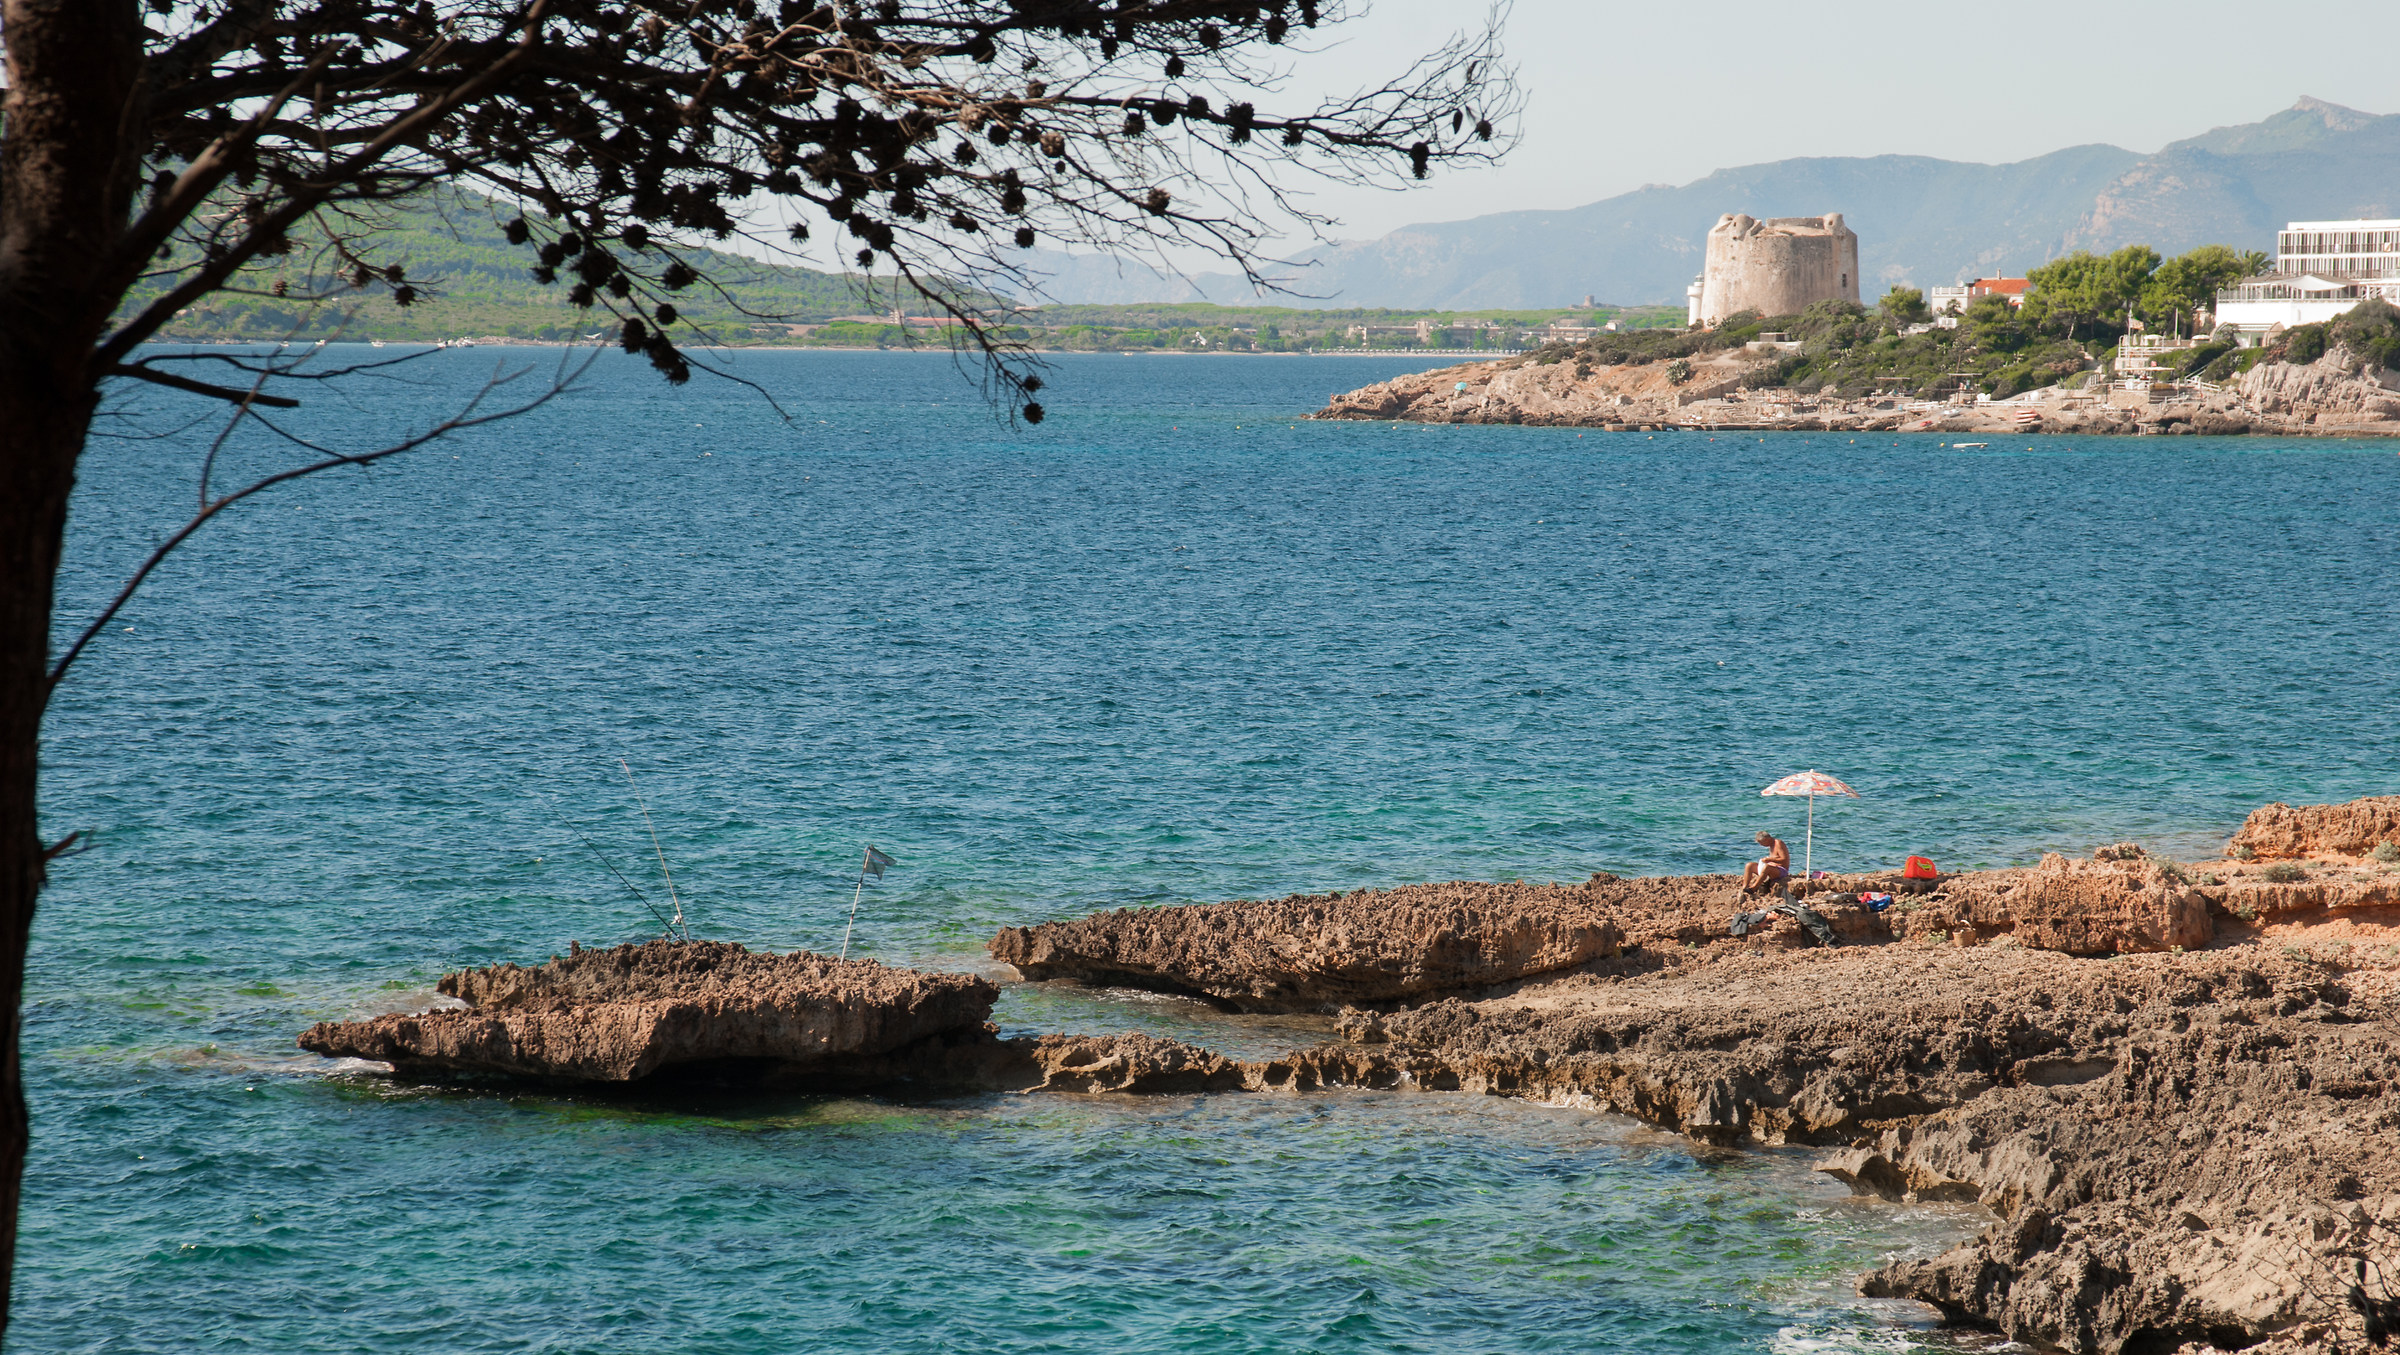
[2023,245,2159,342]
[2024,243,2269,342]
[0,0,1519,1327]
[2142,244,2255,327]
[1876,286,1928,327]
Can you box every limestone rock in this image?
[299,939,997,1082]
[1940,855,2214,954]
[2229,795,2400,859]
[2237,347,2400,428]
[1306,942,2400,1353]
[989,881,1625,1012]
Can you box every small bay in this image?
[23,348,2397,1351]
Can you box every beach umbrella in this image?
[1760,770,1859,876]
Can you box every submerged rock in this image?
[299,939,997,1083]
[989,882,1626,1012]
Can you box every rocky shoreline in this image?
[1308,345,2400,437]
[304,795,2400,1353]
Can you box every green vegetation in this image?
[1877,286,1929,327]
[2016,243,2257,340]
[131,190,958,344]
[1529,294,2093,399]
[2261,298,2400,373]
[2262,863,2307,884]
[130,189,1682,352]
[1514,241,2331,399]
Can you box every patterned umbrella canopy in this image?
[1761,771,1858,798]
[1757,771,1858,877]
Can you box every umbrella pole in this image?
[1805,794,1814,876]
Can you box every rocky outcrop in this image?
[2230,795,2400,860]
[990,881,1625,1012]
[2237,346,2400,429]
[996,856,2224,1012]
[1286,945,2400,1355]
[1309,347,2400,438]
[1897,852,2214,954]
[1313,351,1766,427]
[299,940,998,1083]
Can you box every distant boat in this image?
[454,337,477,348]
[371,339,385,348]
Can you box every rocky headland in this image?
[1309,345,2400,438]
[309,796,2400,1351]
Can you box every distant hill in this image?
[1024,97,2399,310]
[141,191,961,343]
[2062,96,2400,257]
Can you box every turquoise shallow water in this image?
[24,347,2399,1350]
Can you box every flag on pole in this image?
[842,846,898,961]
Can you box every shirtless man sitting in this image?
[1741,831,1791,896]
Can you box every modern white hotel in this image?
[2215,219,2400,343]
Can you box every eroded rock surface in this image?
[2236,346,2400,430]
[989,881,1625,1011]
[300,940,997,1082]
[2231,795,2400,860]
[1290,945,2400,1354]
[1892,852,2214,954]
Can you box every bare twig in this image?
[51,348,597,695]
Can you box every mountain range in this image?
[1025,97,2400,310]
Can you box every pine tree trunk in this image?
[0,0,144,1329]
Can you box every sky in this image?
[1275,0,2400,241]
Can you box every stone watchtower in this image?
[1692,213,1858,327]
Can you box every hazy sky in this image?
[1280,0,2400,239]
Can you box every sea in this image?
[23,346,2399,1352]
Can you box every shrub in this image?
[2331,298,2400,372]
[2235,903,2258,922]
[2279,323,2328,365]
[2262,863,2306,884]
[1665,358,1693,385]
[2372,842,2400,864]
[2230,843,2256,861]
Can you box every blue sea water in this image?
[22,346,2400,1351]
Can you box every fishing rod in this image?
[546,795,680,939]
[620,757,690,942]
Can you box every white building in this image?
[2275,219,2400,281]
[1927,278,2030,316]
[2214,219,2400,344]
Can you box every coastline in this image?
[1309,348,2400,438]
[308,798,2400,1354]
[978,826,2400,1355]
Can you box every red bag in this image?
[1903,856,1939,880]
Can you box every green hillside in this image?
[128,191,1683,351]
[134,192,945,344]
